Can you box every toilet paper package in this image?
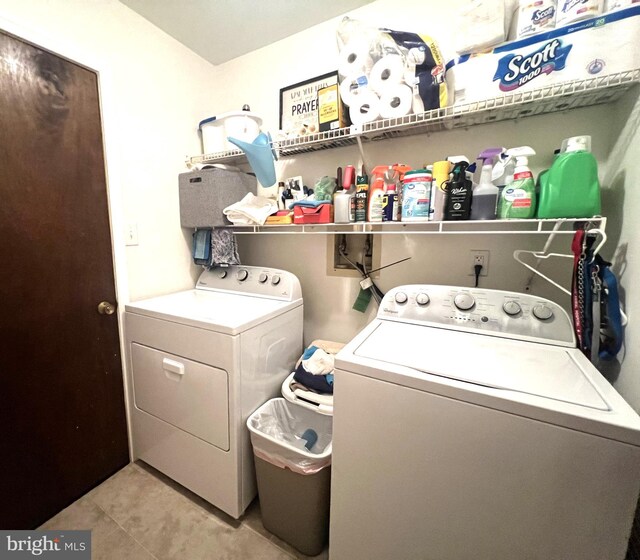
[336,16,449,121]
[517,0,558,38]
[556,0,603,25]
[447,6,640,104]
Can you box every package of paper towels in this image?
[336,17,449,124]
[446,6,640,104]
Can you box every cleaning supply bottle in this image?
[444,159,473,221]
[401,169,432,222]
[335,166,352,223]
[368,166,387,222]
[431,160,451,221]
[355,175,369,222]
[498,146,536,219]
[493,149,512,218]
[382,181,399,221]
[537,136,601,219]
[470,148,502,220]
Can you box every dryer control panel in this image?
[196,266,302,302]
[379,285,575,347]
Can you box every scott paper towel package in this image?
[336,17,448,125]
[447,6,639,103]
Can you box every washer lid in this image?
[125,289,300,335]
[353,321,608,410]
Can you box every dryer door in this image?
[131,343,229,451]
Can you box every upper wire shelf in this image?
[187,70,639,167]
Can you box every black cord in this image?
[474,264,483,288]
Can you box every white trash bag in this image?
[247,398,332,475]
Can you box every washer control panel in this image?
[379,284,575,347]
[196,266,302,301]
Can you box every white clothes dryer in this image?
[124,265,303,518]
[330,284,640,560]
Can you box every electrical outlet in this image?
[469,250,489,276]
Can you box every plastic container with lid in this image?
[402,169,432,222]
[537,135,601,219]
[199,109,262,155]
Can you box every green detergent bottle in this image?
[537,135,601,219]
[498,146,536,219]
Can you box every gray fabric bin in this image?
[178,167,256,228]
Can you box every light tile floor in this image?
[40,462,328,560]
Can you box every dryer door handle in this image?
[162,358,185,378]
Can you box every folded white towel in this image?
[223,193,278,225]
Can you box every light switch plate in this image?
[126,223,139,246]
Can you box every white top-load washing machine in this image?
[124,265,303,519]
[330,284,640,560]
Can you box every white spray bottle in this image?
[471,148,502,220]
[498,146,537,219]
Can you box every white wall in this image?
[0,0,217,301]
[216,0,627,347]
[602,90,640,410]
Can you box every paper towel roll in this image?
[379,84,413,119]
[369,54,405,94]
[339,74,369,107]
[338,41,374,78]
[349,90,380,126]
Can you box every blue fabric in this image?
[596,256,623,361]
[192,229,212,266]
[302,345,319,360]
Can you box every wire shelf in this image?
[226,217,606,235]
[187,70,639,167]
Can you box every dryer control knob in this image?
[454,293,475,311]
[416,293,430,306]
[218,270,227,279]
[259,273,268,284]
[237,269,249,282]
[271,275,281,286]
[503,301,521,316]
[395,292,408,304]
[533,304,554,321]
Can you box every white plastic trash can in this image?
[247,397,332,556]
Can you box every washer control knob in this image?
[454,293,475,311]
[258,273,268,284]
[533,304,554,321]
[218,270,227,279]
[416,293,430,306]
[271,275,281,286]
[395,292,408,304]
[503,301,522,316]
[237,269,249,282]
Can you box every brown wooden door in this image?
[0,31,129,528]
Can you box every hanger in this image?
[513,227,628,326]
